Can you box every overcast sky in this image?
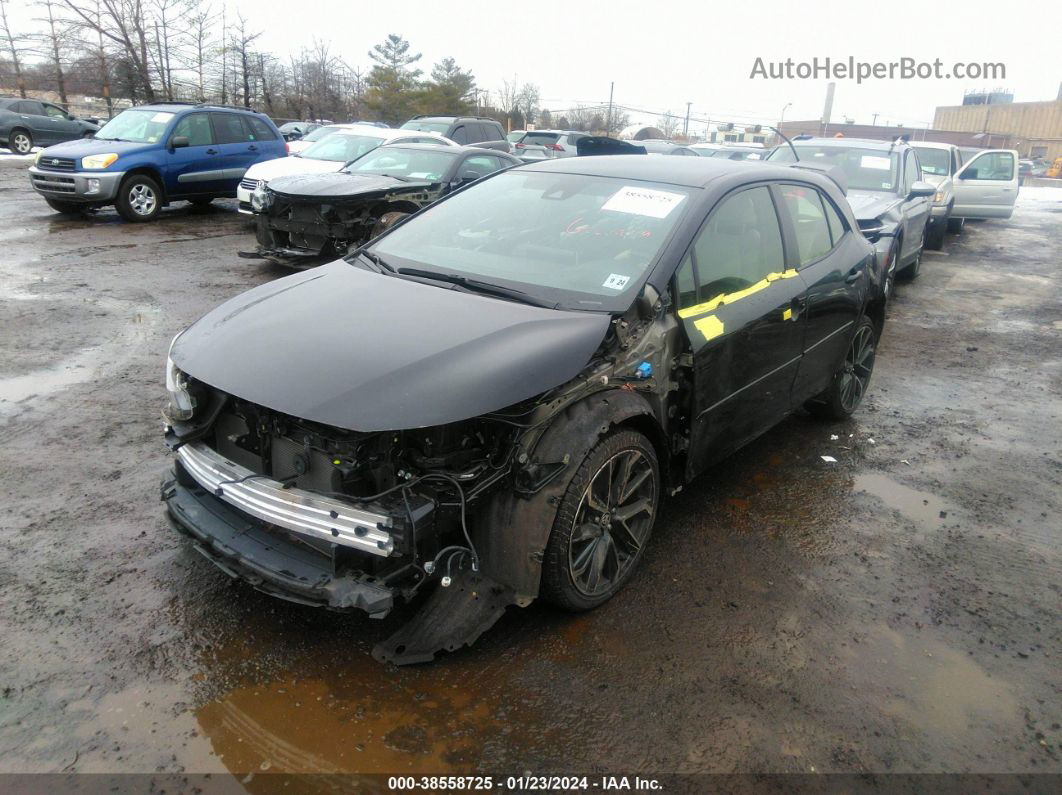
[12,0,1060,130]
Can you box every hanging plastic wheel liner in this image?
[372,569,515,665]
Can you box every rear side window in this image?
[822,195,847,245]
[450,125,469,145]
[212,112,250,144]
[245,116,277,141]
[172,113,214,146]
[678,185,785,307]
[779,184,832,265]
[17,100,45,115]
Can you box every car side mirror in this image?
[907,181,935,200]
[957,167,976,180]
[284,132,302,141]
[459,172,480,184]
[85,117,100,125]
[171,136,190,149]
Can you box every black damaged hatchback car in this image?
[162,155,882,664]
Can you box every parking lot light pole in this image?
[684,102,692,137]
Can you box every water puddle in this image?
[842,625,1020,738]
[195,663,527,775]
[853,473,953,530]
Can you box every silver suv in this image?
[514,129,588,160]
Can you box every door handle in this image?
[206,148,218,155]
[248,144,258,151]
[844,264,865,284]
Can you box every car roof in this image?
[790,136,907,151]
[376,143,509,156]
[909,141,956,150]
[524,154,822,189]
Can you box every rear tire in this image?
[10,129,32,154]
[45,199,84,215]
[541,429,660,612]
[116,174,162,222]
[805,316,877,420]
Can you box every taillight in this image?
[515,143,525,149]
[547,143,564,151]
[285,142,290,154]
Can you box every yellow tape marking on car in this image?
[694,315,725,341]
[678,269,800,320]
[783,308,793,321]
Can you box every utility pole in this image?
[684,102,692,137]
[606,82,614,136]
[871,112,879,126]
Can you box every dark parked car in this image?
[400,115,510,152]
[767,137,934,299]
[0,97,99,154]
[28,102,287,221]
[278,121,320,141]
[243,144,520,265]
[163,155,882,664]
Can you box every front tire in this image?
[541,429,660,612]
[805,316,877,420]
[371,210,410,239]
[45,199,84,215]
[10,129,32,154]
[900,247,922,281]
[116,174,162,222]
[946,215,964,234]
[925,216,947,251]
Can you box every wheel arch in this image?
[120,165,167,201]
[474,389,664,604]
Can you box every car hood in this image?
[920,173,947,187]
[845,189,901,221]
[171,260,611,431]
[267,172,431,199]
[37,137,155,159]
[245,155,344,182]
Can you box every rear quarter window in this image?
[245,116,278,141]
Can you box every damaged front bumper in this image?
[162,466,398,615]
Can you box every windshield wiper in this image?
[354,250,397,274]
[396,267,556,308]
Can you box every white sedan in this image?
[237,126,457,214]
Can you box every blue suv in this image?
[28,103,287,222]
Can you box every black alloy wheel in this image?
[838,320,877,414]
[805,315,877,420]
[541,429,660,611]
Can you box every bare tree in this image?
[516,82,539,127]
[62,0,157,101]
[657,110,679,138]
[0,0,27,97]
[31,0,71,104]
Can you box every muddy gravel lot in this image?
[0,156,1059,785]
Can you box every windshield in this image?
[768,144,901,192]
[95,109,175,143]
[913,147,950,176]
[400,120,451,134]
[343,148,458,180]
[301,133,386,162]
[300,125,342,144]
[368,171,692,312]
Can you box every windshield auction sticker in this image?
[602,186,685,219]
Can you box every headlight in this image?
[250,185,273,213]
[934,191,945,204]
[165,334,196,422]
[81,153,119,169]
[34,151,43,165]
